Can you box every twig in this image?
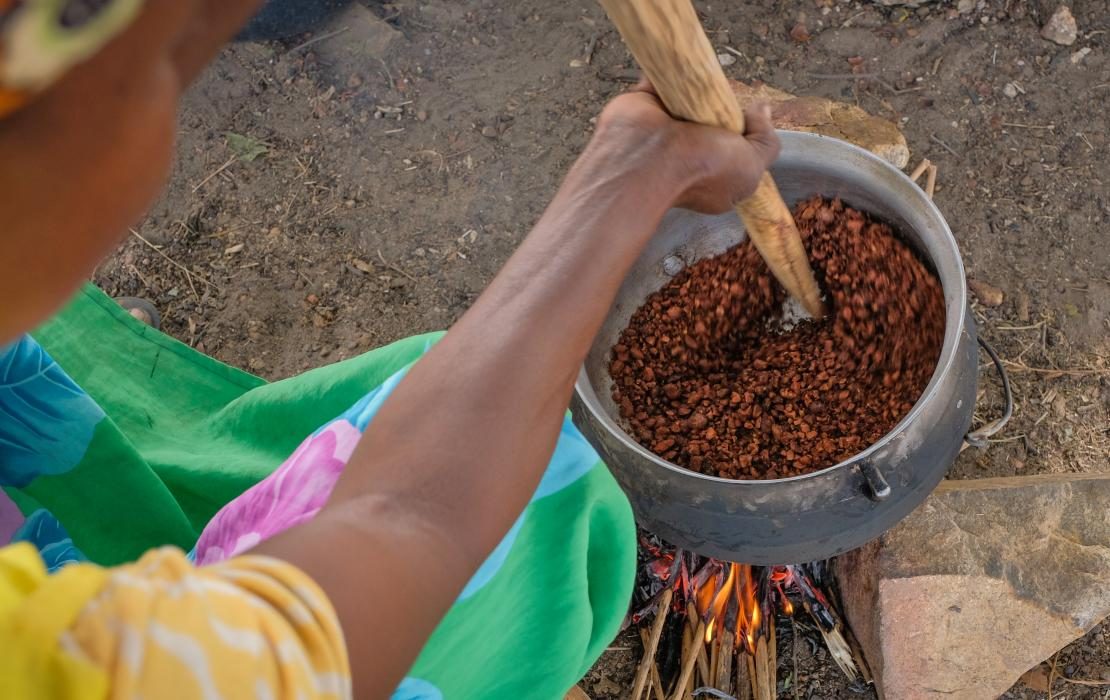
[1048,652,1059,700]
[376,249,418,282]
[687,603,711,689]
[721,46,746,59]
[925,164,938,199]
[192,156,236,193]
[640,627,667,700]
[909,158,932,182]
[805,72,923,95]
[791,618,801,700]
[1057,676,1110,687]
[1002,359,1109,377]
[709,626,720,688]
[996,321,1046,331]
[929,134,961,159]
[1001,122,1055,130]
[633,588,672,700]
[584,34,599,65]
[128,229,218,298]
[377,57,394,90]
[672,614,708,700]
[288,26,349,54]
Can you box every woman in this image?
[0,0,779,697]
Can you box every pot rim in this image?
[574,130,969,486]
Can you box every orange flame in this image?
[684,562,799,654]
[703,564,737,643]
[734,564,761,654]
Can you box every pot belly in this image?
[572,308,977,565]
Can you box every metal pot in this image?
[571,131,1011,564]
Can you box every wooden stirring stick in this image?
[598,0,826,318]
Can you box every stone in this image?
[730,81,910,169]
[314,3,403,67]
[967,278,1004,307]
[1071,47,1092,64]
[1040,5,1078,46]
[957,0,976,14]
[838,474,1110,700]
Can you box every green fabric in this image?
[29,285,439,561]
[14,283,636,698]
[409,467,633,696]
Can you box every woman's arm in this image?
[254,89,779,696]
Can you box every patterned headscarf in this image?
[0,0,143,118]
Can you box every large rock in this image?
[838,474,1110,700]
[729,81,910,169]
[315,2,403,62]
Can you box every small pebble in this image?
[1040,5,1078,46]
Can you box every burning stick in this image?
[745,618,776,700]
[633,587,673,700]
[631,532,871,699]
[708,627,721,688]
[736,655,752,700]
[786,565,862,682]
[714,628,735,696]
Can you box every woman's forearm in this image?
[254,131,687,696]
[331,133,683,551]
[253,93,779,696]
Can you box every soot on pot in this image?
[609,196,945,480]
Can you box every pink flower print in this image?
[0,489,24,544]
[194,419,362,565]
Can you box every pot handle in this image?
[964,335,1014,449]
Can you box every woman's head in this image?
[0,0,261,344]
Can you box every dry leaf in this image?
[1019,664,1050,692]
[790,22,811,42]
[225,132,269,162]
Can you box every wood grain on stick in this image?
[631,587,672,700]
[598,0,825,317]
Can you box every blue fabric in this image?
[0,336,104,487]
[392,678,444,700]
[11,508,87,572]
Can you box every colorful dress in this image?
[0,284,636,698]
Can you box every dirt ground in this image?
[94,0,1108,696]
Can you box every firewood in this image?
[670,612,707,700]
[633,587,673,700]
[716,629,735,695]
[639,628,666,700]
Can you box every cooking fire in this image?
[627,533,870,700]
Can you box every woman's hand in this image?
[592,81,779,214]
